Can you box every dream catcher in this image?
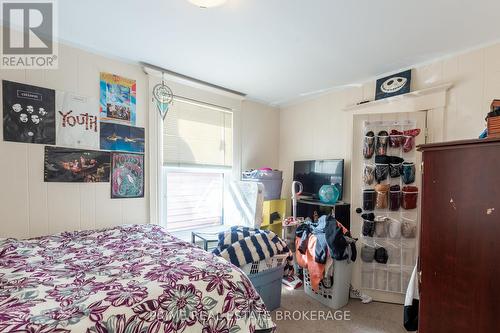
[152,73,174,120]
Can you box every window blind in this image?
[163,99,233,167]
[166,171,223,231]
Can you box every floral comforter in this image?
[0,224,275,333]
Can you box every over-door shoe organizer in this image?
[360,121,421,295]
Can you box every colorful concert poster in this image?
[99,72,136,125]
[100,122,145,153]
[44,146,111,183]
[56,91,99,149]
[111,152,144,198]
[3,80,56,144]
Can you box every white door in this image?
[350,111,427,304]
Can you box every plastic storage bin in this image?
[303,259,353,309]
[242,254,287,311]
[242,170,283,200]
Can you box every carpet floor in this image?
[270,287,407,333]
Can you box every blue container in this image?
[248,265,284,311]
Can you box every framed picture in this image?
[100,122,145,153]
[375,69,412,100]
[56,91,99,149]
[99,72,136,125]
[3,80,56,144]
[44,146,111,182]
[110,152,144,198]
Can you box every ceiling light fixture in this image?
[188,0,227,8]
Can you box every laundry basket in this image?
[303,259,353,309]
[241,254,288,311]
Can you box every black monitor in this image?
[293,159,344,201]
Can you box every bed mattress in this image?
[0,224,275,333]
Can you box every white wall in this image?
[279,42,500,204]
[0,43,150,238]
[241,100,280,171]
[0,40,280,238]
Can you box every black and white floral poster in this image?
[2,80,56,144]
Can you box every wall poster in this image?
[44,146,111,183]
[111,152,144,198]
[100,122,145,153]
[99,72,136,125]
[3,80,56,144]
[56,91,99,149]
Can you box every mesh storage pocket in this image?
[375,163,389,182]
[374,266,388,290]
[375,184,390,209]
[374,216,387,237]
[361,244,375,262]
[403,135,416,153]
[376,132,389,156]
[387,243,401,265]
[389,163,402,178]
[363,189,376,211]
[362,220,375,237]
[402,186,418,209]
[402,244,416,266]
[389,184,401,211]
[401,162,416,184]
[364,133,375,159]
[363,164,375,185]
[362,264,374,289]
[388,266,402,293]
[387,218,401,239]
[401,219,417,238]
[389,134,403,148]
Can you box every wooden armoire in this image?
[417,138,500,332]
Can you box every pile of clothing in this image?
[212,226,294,276]
[295,215,356,291]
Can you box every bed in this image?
[0,224,276,333]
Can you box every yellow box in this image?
[261,199,286,236]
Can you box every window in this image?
[163,98,232,231]
[165,169,224,231]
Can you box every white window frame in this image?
[147,74,243,229]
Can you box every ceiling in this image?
[59,0,500,106]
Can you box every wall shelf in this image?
[343,83,453,113]
[297,199,349,208]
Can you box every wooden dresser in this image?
[417,138,500,332]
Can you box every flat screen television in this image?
[293,159,344,201]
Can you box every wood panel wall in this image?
[0,43,150,238]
